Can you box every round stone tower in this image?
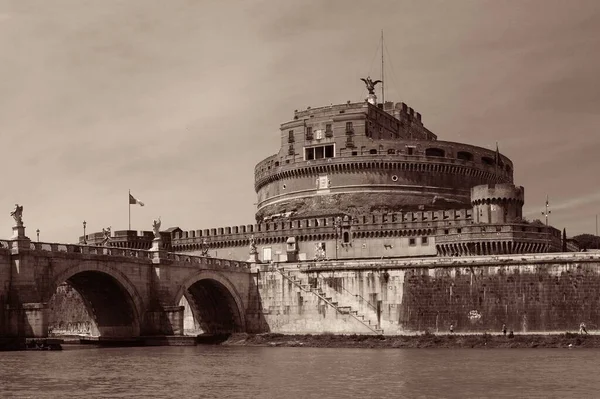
[254,98,514,222]
[471,183,524,224]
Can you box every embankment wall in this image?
[256,253,600,335]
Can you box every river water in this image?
[1,345,599,398]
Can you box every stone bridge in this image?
[0,225,264,342]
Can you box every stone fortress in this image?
[5,77,596,342]
[82,78,575,262]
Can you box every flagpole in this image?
[494,142,499,182]
[128,189,131,230]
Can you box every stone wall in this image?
[48,283,97,336]
[256,253,600,335]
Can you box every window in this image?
[425,148,445,157]
[262,247,272,262]
[422,237,428,245]
[306,127,313,140]
[346,122,353,131]
[369,149,377,154]
[482,156,495,166]
[325,123,332,132]
[325,145,334,158]
[409,238,416,246]
[457,228,462,234]
[305,144,334,160]
[288,130,294,143]
[343,231,350,243]
[457,151,474,162]
[407,147,414,155]
[444,229,449,235]
[305,147,315,160]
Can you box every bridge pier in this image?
[144,306,184,336]
[5,303,48,338]
[164,305,184,335]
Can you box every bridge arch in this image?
[174,270,246,334]
[46,261,145,338]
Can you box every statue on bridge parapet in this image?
[152,217,162,238]
[247,235,259,263]
[249,235,258,255]
[10,204,24,226]
[314,242,326,261]
[200,238,210,257]
[101,227,111,246]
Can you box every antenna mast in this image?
[381,29,384,105]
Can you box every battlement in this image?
[79,229,172,250]
[292,102,367,119]
[172,209,474,242]
[471,183,524,204]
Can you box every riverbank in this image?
[222,332,600,349]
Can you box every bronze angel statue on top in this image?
[360,76,382,95]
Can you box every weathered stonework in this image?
[256,253,600,335]
[0,238,264,342]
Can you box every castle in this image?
[81,80,574,260]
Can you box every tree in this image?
[562,228,567,252]
[573,234,600,250]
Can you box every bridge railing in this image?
[0,238,251,268]
[26,241,154,258]
[166,253,250,269]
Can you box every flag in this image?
[129,193,145,207]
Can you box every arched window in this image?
[457,151,474,162]
[482,156,495,166]
[343,231,350,243]
[425,148,445,157]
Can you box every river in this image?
[1,345,599,398]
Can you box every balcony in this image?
[288,136,295,143]
[345,128,354,136]
[305,134,314,141]
[325,129,333,138]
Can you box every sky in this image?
[1,0,599,243]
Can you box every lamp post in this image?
[334,216,343,260]
[541,196,551,253]
[36,229,40,242]
[83,220,87,244]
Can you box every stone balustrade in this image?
[299,251,600,271]
[1,238,250,269]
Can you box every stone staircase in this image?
[277,268,383,335]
